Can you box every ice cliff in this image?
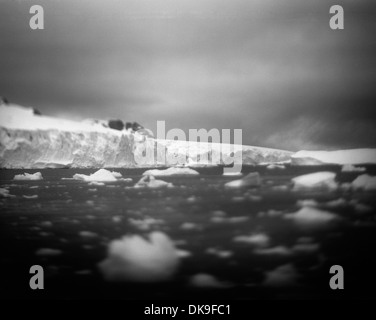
[0,104,292,169]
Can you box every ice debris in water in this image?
[233,233,270,247]
[142,167,199,176]
[225,172,261,188]
[134,175,173,189]
[284,206,339,229]
[341,164,366,172]
[292,172,337,191]
[263,264,299,287]
[189,273,232,288]
[98,231,180,282]
[351,174,376,191]
[13,172,43,181]
[35,248,62,256]
[73,169,119,182]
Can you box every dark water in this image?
[1,166,376,300]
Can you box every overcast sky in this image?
[0,0,375,150]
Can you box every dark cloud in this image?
[0,0,375,150]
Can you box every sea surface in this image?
[1,166,376,299]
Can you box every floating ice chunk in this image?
[142,167,199,176]
[285,207,339,229]
[88,181,105,186]
[0,188,15,198]
[291,148,376,166]
[14,172,43,181]
[266,164,285,170]
[341,164,366,173]
[134,175,173,189]
[233,233,270,247]
[110,171,122,178]
[35,248,62,256]
[263,264,299,287]
[79,231,98,238]
[351,174,376,191]
[291,243,320,254]
[206,247,233,259]
[254,246,293,256]
[189,273,231,288]
[180,222,201,230]
[23,195,38,199]
[40,221,53,227]
[73,169,118,182]
[211,216,249,224]
[98,232,180,282]
[225,172,261,188]
[223,171,243,176]
[296,199,319,208]
[128,217,164,231]
[176,249,192,258]
[292,172,337,191]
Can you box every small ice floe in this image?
[142,167,199,176]
[110,171,122,178]
[121,178,133,182]
[263,264,299,287]
[211,210,227,217]
[128,217,164,231]
[211,216,249,224]
[254,246,293,256]
[180,222,201,231]
[88,188,97,192]
[292,172,337,191]
[271,185,289,191]
[0,187,15,198]
[134,175,173,189]
[35,248,62,256]
[98,232,180,282]
[13,172,43,181]
[40,221,53,227]
[73,169,118,182]
[225,172,261,189]
[266,209,283,217]
[233,233,270,247]
[206,247,233,259]
[296,199,319,208]
[223,171,243,176]
[88,181,105,186]
[189,273,232,288]
[186,196,197,203]
[79,231,98,238]
[176,249,192,258]
[112,216,122,223]
[266,164,285,170]
[341,164,366,173]
[351,174,376,191]
[284,207,339,229]
[22,195,38,199]
[291,243,320,254]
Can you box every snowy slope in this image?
[0,104,292,168]
[291,149,376,166]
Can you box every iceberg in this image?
[225,172,261,188]
[291,149,376,166]
[291,172,337,191]
[0,104,292,168]
[13,172,43,181]
[351,174,376,191]
[134,175,173,189]
[98,232,180,282]
[73,169,118,182]
[142,167,199,176]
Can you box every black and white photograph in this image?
[1,0,376,307]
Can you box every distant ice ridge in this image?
[0,104,291,168]
[291,149,376,166]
